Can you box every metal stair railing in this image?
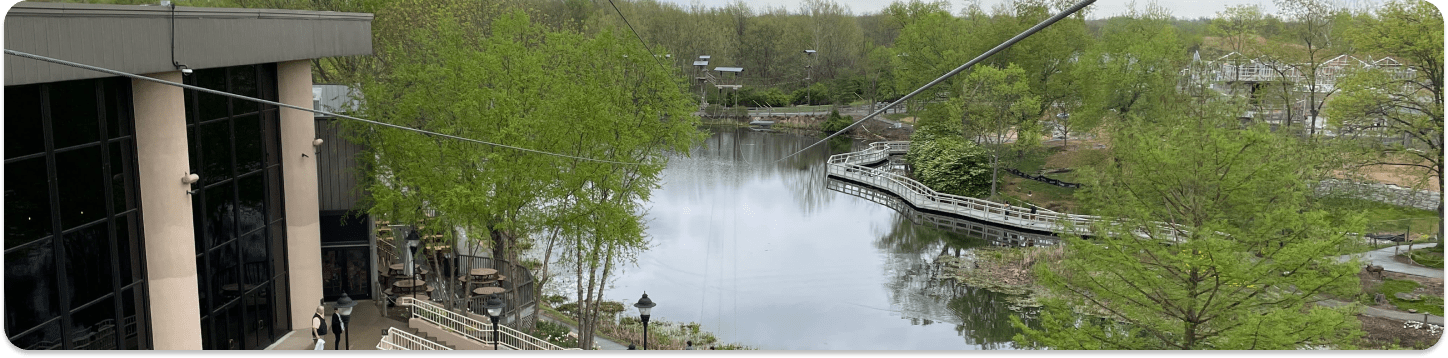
[398,296,566,350]
[377,327,453,350]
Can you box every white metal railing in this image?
[826,142,1191,242]
[827,141,1095,234]
[398,296,566,350]
[377,327,453,350]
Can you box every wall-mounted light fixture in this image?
[303,138,323,158]
[183,173,200,195]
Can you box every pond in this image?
[600,125,1038,350]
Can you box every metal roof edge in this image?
[5,3,372,21]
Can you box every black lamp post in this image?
[335,292,357,350]
[406,230,421,299]
[633,293,656,350]
[483,293,504,350]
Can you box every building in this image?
[310,84,377,303]
[4,2,372,350]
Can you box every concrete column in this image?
[277,60,323,330]
[132,71,202,350]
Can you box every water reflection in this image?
[872,193,1040,350]
[598,126,1037,350]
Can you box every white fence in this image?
[398,296,567,350]
[376,327,452,350]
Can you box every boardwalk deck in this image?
[826,141,1192,244]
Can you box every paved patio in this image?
[266,299,407,350]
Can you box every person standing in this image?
[331,307,347,350]
[685,341,695,350]
[311,302,328,350]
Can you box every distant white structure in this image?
[313,84,362,117]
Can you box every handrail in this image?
[398,296,565,350]
[377,327,453,350]
[826,141,1187,241]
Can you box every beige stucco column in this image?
[277,60,323,330]
[132,71,202,350]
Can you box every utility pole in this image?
[805,49,816,110]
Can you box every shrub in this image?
[906,135,993,197]
[556,302,579,315]
[820,110,854,134]
[598,301,626,317]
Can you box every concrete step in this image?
[402,327,453,350]
[407,317,496,350]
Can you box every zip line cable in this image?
[5,49,645,166]
[773,0,1096,163]
[604,0,669,71]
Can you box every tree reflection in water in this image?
[873,198,1042,349]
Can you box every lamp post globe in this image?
[335,293,358,350]
[633,293,657,350]
[483,294,504,350]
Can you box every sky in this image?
[651,0,1405,19]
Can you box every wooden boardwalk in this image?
[826,177,1060,246]
[826,141,1096,237]
[827,141,1192,244]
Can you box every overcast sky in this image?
[650,0,1409,19]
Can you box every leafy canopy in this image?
[1014,101,1366,350]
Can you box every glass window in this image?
[120,287,146,350]
[266,168,283,220]
[4,77,144,349]
[231,67,259,115]
[199,121,233,185]
[48,80,100,149]
[234,114,263,174]
[63,224,113,307]
[270,278,289,335]
[186,64,287,350]
[196,73,229,123]
[204,186,235,249]
[115,214,141,286]
[210,242,239,306]
[56,146,106,230]
[4,240,59,333]
[9,321,62,350]
[104,79,132,139]
[237,174,265,235]
[241,231,267,286]
[110,140,137,214]
[6,157,53,249]
[5,85,44,158]
[68,297,116,350]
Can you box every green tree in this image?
[1073,4,1186,130]
[906,135,993,198]
[820,109,853,133]
[1013,103,1365,350]
[1325,0,1443,204]
[1274,0,1349,136]
[1208,4,1266,96]
[350,6,702,344]
[958,64,1040,199]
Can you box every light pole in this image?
[483,293,504,350]
[335,292,357,350]
[405,229,420,299]
[804,50,816,109]
[633,293,656,350]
